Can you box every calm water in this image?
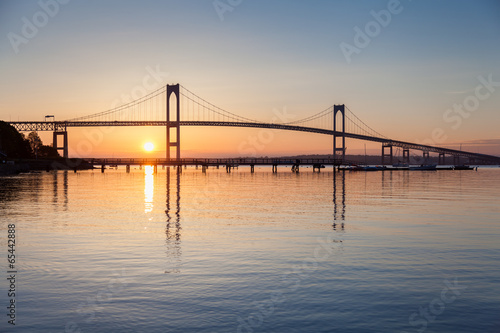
[1,166,500,332]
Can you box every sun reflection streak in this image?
[144,165,154,213]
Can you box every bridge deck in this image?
[7,120,500,163]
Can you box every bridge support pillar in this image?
[101,165,105,173]
[423,151,430,162]
[53,131,68,158]
[166,84,181,162]
[126,165,130,173]
[438,153,445,165]
[381,144,393,165]
[250,165,254,173]
[403,149,410,165]
[333,104,346,164]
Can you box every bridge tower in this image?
[333,104,346,163]
[381,143,393,165]
[423,151,430,162]
[53,124,68,158]
[438,153,445,165]
[402,149,410,165]
[166,84,180,162]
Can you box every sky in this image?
[0,0,499,158]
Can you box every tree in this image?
[0,124,60,159]
[0,121,32,158]
[27,131,43,158]
[38,144,60,158]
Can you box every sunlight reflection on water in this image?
[144,165,154,213]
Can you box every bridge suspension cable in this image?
[65,86,167,122]
[280,104,388,140]
[62,83,388,142]
[179,85,259,123]
[345,106,388,139]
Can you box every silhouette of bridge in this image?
[8,84,500,165]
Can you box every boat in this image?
[454,165,474,170]
[392,163,409,170]
[351,165,379,171]
[409,164,437,171]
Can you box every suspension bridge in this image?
[7,84,500,168]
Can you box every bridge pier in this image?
[403,149,410,164]
[438,153,445,165]
[154,164,158,174]
[202,165,207,173]
[423,151,430,162]
[250,165,254,173]
[226,164,231,173]
[381,144,393,165]
[126,165,130,173]
[53,131,68,158]
[101,165,105,173]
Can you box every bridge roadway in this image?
[7,120,500,163]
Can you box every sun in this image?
[144,142,154,152]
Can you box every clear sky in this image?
[1,0,499,157]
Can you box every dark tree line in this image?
[0,121,60,159]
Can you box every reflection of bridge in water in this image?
[7,84,500,165]
[164,167,182,274]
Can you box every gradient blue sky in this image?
[1,0,499,157]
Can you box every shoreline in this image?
[0,158,94,176]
